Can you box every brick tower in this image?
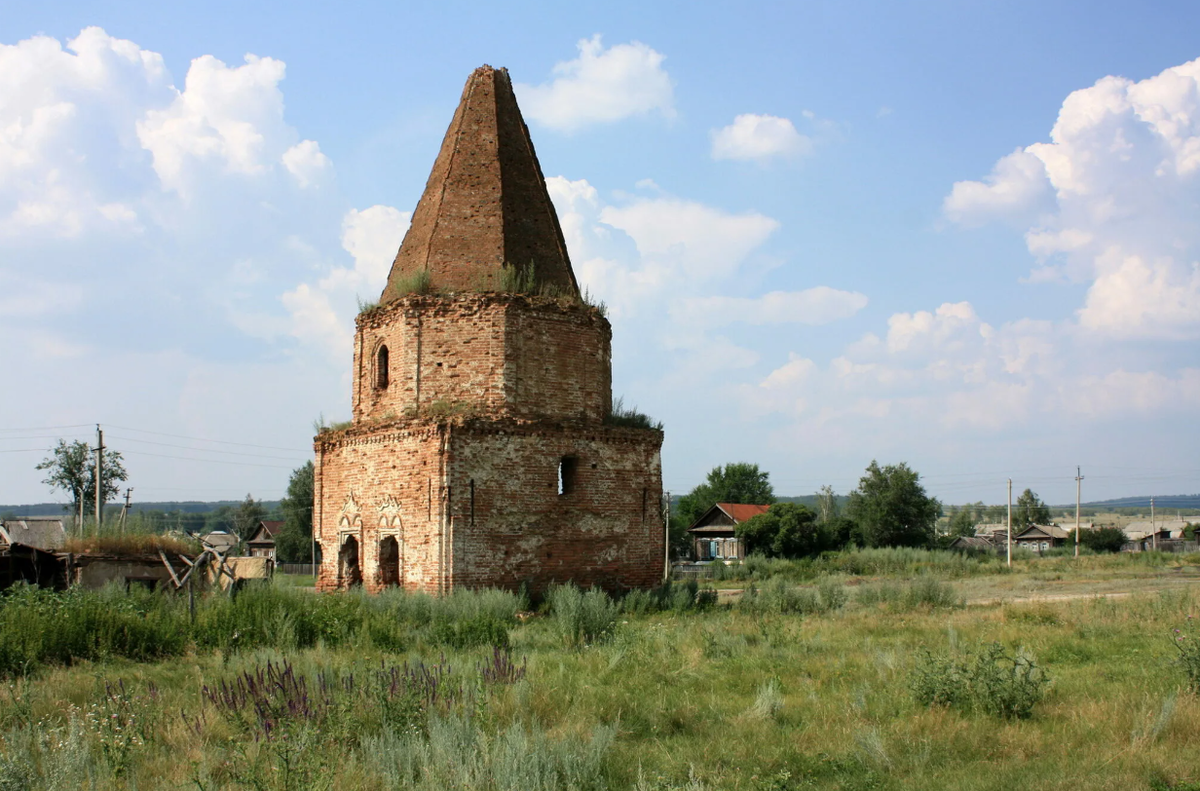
[313,66,665,596]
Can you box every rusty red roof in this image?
[716,503,771,522]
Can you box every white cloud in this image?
[137,53,291,196]
[711,114,813,162]
[946,56,1200,340]
[515,35,674,132]
[282,140,331,188]
[672,288,867,326]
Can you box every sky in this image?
[1,0,1198,508]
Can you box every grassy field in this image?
[2,550,1200,790]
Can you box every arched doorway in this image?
[338,535,361,588]
[378,536,400,588]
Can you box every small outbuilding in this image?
[0,517,67,551]
[686,503,771,562]
[200,531,239,556]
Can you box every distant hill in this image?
[1076,494,1200,510]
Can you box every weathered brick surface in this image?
[353,294,611,424]
[380,66,577,300]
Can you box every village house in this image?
[1014,524,1070,553]
[246,520,283,560]
[313,65,665,596]
[686,503,770,562]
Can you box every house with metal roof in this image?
[686,503,771,562]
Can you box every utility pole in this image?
[1151,496,1157,551]
[119,488,133,534]
[1007,478,1013,568]
[94,425,104,533]
[1075,466,1083,558]
[662,490,671,581]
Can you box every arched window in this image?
[375,345,389,389]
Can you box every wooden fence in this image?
[276,563,317,575]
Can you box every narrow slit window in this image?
[558,456,578,496]
[376,345,389,389]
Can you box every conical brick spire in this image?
[380,66,579,302]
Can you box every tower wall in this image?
[353,294,611,424]
[314,425,449,594]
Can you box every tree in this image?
[276,461,314,562]
[948,502,985,538]
[36,439,127,518]
[1080,526,1127,553]
[816,484,839,523]
[1014,489,1052,530]
[846,460,941,548]
[736,502,821,559]
[232,493,268,541]
[673,463,776,557]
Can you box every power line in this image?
[0,424,93,432]
[106,434,309,462]
[104,424,310,452]
[119,449,299,470]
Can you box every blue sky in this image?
[2,0,1198,507]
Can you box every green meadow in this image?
[2,549,1199,790]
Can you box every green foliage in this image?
[1172,617,1200,693]
[846,460,941,548]
[910,642,1050,719]
[1014,488,1052,530]
[736,503,821,559]
[947,502,986,538]
[546,584,618,647]
[605,396,663,430]
[276,461,314,563]
[361,712,616,791]
[35,439,127,517]
[619,580,716,615]
[0,585,189,676]
[856,577,962,611]
[1080,526,1128,553]
[737,576,848,615]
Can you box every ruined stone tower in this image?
[313,66,665,596]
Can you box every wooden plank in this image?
[158,548,182,588]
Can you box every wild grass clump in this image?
[362,712,615,791]
[856,577,962,611]
[605,396,663,431]
[910,642,1050,719]
[390,268,434,297]
[547,584,618,647]
[747,678,784,721]
[620,580,716,615]
[737,576,848,615]
[1171,616,1200,692]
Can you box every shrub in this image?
[904,577,963,609]
[547,584,618,647]
[619,580,715,615]
[1080,526,1129,553]
[910,642,1050,719]
[1172,617,1200,693]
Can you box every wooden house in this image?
[1013,524,1070,553]
[247,520,283,560]
[686,503,770,562]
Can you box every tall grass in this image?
[0,581,525,677]
[546,584,618,647]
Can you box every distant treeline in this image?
[0,501,284,535]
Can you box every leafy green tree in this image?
[736,502,821,558]
[820,515,859,551]
[232,493,268,541]
[276,461,314,562]
[1079,526,1127,553]
[948,502,986,538]
[1014,489,1052,530]
[846,460,941,548]
[36,439,127,517]
[673,463,776,557]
